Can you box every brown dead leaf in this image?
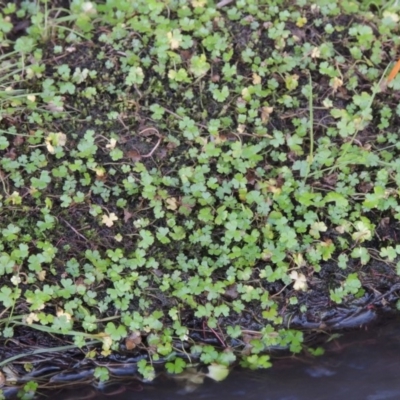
[213,135,227,144]
[13,135,24,146]
[321,238,332,247]
[167,140,178,150]
[336,86,350,100]
[123,209,133,223]
[323,173,338,186]
[180,50,192,62]
[379,217,390,230]
[358,181,373,193]
[225,133,239,141]
[125,331,142,350]
[275,174,285,188]
[5,148,17,160]
[224,284,238,299]
[156,147,168,159]
[245,169,256,185]
[126,149,142,162]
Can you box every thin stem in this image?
[303,72,314,183]
[0,340,101,368]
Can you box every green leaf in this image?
[0,287,15,308]
[94,366,110,382]
[137,359,155,381]
[105,322,127,341]
[59,81,76,94]
[330,287,345,304]
[380,246,397,262]
[126,66,145,85]
[15,36,35,53]
[351,247,370,265]
[168,68,190,82]
[166,357,186,374]
[344,273,362,294]
[190,54,210,77]
[212,85,230,102]
[226,325,242,338]
[51,314,73,333]
[241,354,272,370]
[0,136,9,150]
[324,192,349,208]
[31,170,51,190]
[139,229,155,249]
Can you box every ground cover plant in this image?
[2,0,400,397]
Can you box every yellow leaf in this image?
[166,197,178,210]
[81,1,97,14]
[25,312,39,325]
[11,275,21,285]
[237,124,245,134]
[45,132,67,154]
[293,253,305,267]
[102,212,118,227]
[311,47,320,58]
[56,308,72,321]
[56,132,66,146]
[261,106,273,123]
[106,138,117,149]
[191,0,206,7]
[241,87,251,101]
[289,271,308,291]
[6,191,22,205]
[45,139,55,154]
[37,270,46,281]
[331,77,343,92]
[352,221,372,243]
[322,98,333,108]
[383,11,399,23]
[101,335,113,355]
[296,17,307,27]
[167,30,181,49]
[95,167,106,177]
[252,73,261,85]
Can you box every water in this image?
[4,314,400,400]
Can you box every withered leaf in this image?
[245,169,256,185]
[125,331,142,350]
[123,209,133,223]
[126,149,142,162]
[13,135,24,146]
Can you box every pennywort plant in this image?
[2,0,400,395]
